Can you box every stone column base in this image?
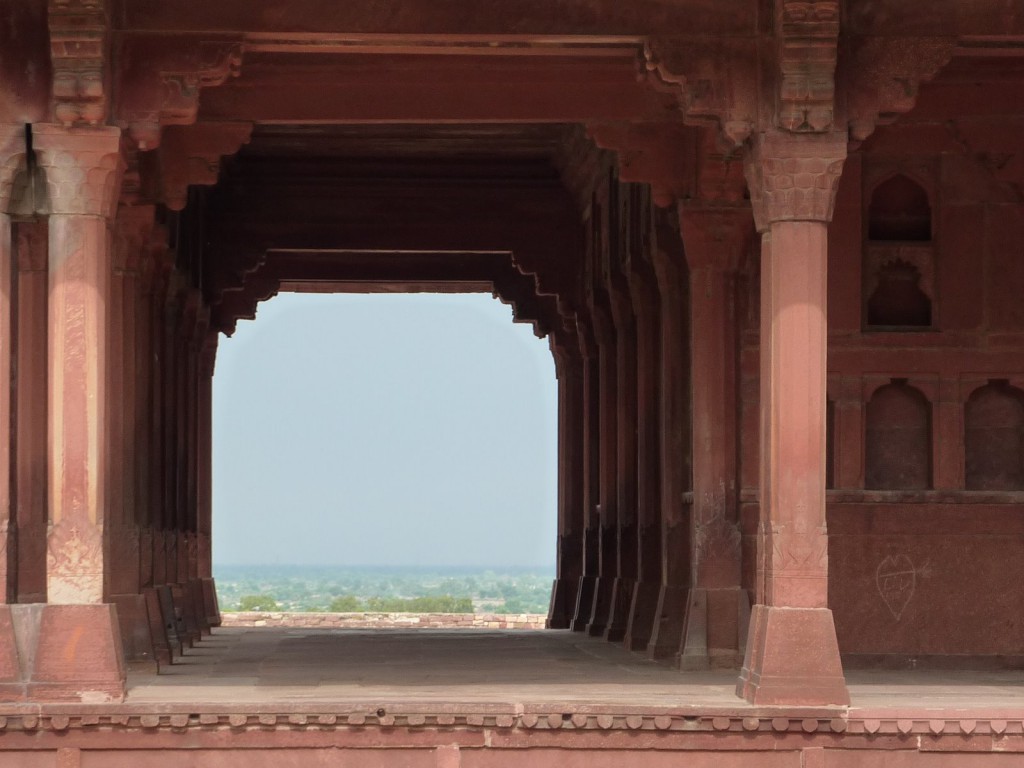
[603,576,636,642]
[646,584,688,661]
[570,575,597,631]
[201,577,222,628]
[585,576,616,636]
[678,587,751,670]
[155,585,185,660]
[622,580,661,652]
[111,593,158,670]
[736,605,849,705]
[0,604,125,702]
[143,587,173,667]
[546,576,580,629]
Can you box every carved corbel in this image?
[845,37,957,142]
[115,36,244,149]
[776,0,840,133]
[586,122,698,208]
[643,37,759,149]
[49,0,108,126]
[158,122,253,210]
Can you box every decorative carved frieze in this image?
[48,0,108,126]
[744,130,846,229]
[846,37,956,142]
[777,0,839,133]
[31,124,124,217]
[46,521,104,603]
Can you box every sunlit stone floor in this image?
[124,628,1024,715]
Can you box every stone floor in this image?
[126,628,1024,715]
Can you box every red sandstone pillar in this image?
[678,205,752,670]
[548,338,584,629]
[623,258,663,651]
[197,332,220,628]
[586,299,618,636]
[570,319,600,631]
[108,205,158,665]
[736,131,848,705]
[603,274,638,642]
[32,124,126,701]
[646,212,693,660]
[0,186,12,605]
[14,221,49,604]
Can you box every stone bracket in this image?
[643,37,758,148]
[114,35,244,149]
[845,36,956,142]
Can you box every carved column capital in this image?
[743,130,846,230]
[49,0,109,127]
[32,124,124,217]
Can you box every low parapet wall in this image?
[221,611,548,630]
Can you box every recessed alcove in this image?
[864,381,932,490]
[965,380,1024,491]
[864,174,936,330]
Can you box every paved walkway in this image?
[125,628,1024,716]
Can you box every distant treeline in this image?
[216,565,553,614]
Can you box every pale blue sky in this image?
[212,292,558,569]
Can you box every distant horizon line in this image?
[213,563,554,569]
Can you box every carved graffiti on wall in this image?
[876,554,932,620]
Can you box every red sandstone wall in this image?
[735,130,1024,662]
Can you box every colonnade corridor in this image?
[2,2,1024,765]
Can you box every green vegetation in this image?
[216,565,552,614]
[237,593,280,612]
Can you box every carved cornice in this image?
[31,124,124,217]
[845,37,957,142]
[116,37,244,149]
[743,130,846,230]
[158,122,253,210]
[0,709,1020,741]
[643,37,758,148]
[49,0,108,126]
[776,0,839,133]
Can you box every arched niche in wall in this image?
[864,173,935,330]
[865,380,932,490]
[965,381,1024,491]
